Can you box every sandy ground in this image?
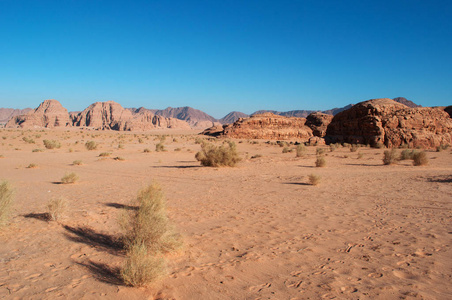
[0,128,451,300]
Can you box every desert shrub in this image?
[114,156,125,161]
[99,152,111,157]
[315,156,326,167]
[195,141,241,167]
[43,139,61,149]
[296,144,306,157]
[22,136,35,144]
[350,144,359,152]
[143,148,151,153]
[316,148,326,155]
[251,154,262,159]
[32,148,44,152]
[85,141,97,150]
[194,137,203,144]
[308,174,321,186]
[46,197,67,221]
[400,149,415,160]
[357,152,364,159]
[155,142,165,152]
[413,151,428,166]
[121,243,166,287]
[174,148,182,152]
[0,181,14,227]
[329,143,339,152]
[383,149,398,165]
[138,138,144,144]
[282,146,292,153]
[27,163,38,169]
[73,160,83,165]
[61,172,79,184]
[118,143,125,149]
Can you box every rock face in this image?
[73,101,133,130]
[206,113,313,140]
[125,109,191,131]
[326,98,452,148]
[6,100,71,128]
[0,108,32,124]
[305,112,334,137]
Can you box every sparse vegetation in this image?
[400,149,416,160]
[32,148,44,152]
[296,144,306,157]
[61,172,79,184]
[0,180,14,227]
[195,141,241,167]
[350,144,359,152]
[251,154,262,159]
[46,197,67,221]
[27,163,38,169]
[22,136,35,144]
[413,151,428,166]
[114,156,125,161]
[308,174,321,186]
[315,156,326,167]
[120,183,181,286]
[174,148,182,152]
[73,160,83,165]
[316,148,326,155]
[143,148,151,153]
[357,152,364,159]
[282,146,292,153]
[85,141,97,150]
[155,142,165,152]
[43,139,61,149]
[99,152,112,157]
[383,149,398,165]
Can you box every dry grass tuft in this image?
[296,144,306,157]
[99,152,111,157]
[400,149,415,160]
[195,141,241,167]
[155,143,165,152]
[85,141,97,150]
[46,197,67,221]
[383,149,398,165]
[308,174,321,186]
[0,181,14,227]
[27,163,38,169]
[73,160,83,165]
[413,151,428,166]
[315,156,326,167]
[61,172,79,184]
[43,139,61,149]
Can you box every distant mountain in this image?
[250,104,354,119]
[392,97,421,108]
[0,108,32,124]
[219,111,249,124]
[154,106,219,129]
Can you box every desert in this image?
[0,115,451,299]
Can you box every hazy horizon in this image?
[1,1,451,118]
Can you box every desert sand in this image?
[0,128,451,299]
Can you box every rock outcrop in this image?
[325,98,452,148]
[203,113,313,140]
[0,108,32,124]
[6,100,71,128]
[73,101,133,130]
[305,112,334,137]
[125,109,191,131]
[154,106,219,129]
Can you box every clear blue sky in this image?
[0,0,451,118]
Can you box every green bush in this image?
[195,141,241,167]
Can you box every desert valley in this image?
[0,98,451,299]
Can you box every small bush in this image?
[32,148,44,152]
[121,243,166,287]
[114,156,125,161]
[315,156,326,167]
[22,136,35,144]
[308,174,321,186]
[43,139,61,149]
[61,172,79,184]
[400,149,415,160]
[195,141,241,167]
[27,163,38,169]
[99,152,112,157]
[155,143,165,152]
[282,146,292,153]
[143,148,151,153]
[46,197,67,221]
[316,148,326,155]
[383,149,398,165]
[374,142,385,149]
[413,151,428,166]
[118,144,125,149]
[251,154,262,159]
[295,144,306,157]
[174,148,182,152]
[0,181,14,227]
[73,160,83,165]
[350,144,359,152]
[85,141,97,150]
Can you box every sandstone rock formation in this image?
[0,108,32,124]
[6,100,71,128]
[73,101,134,130]
[203,113,313,140]
[305,112,334,137]
[154,106,219,129]
[326,98,452,148]
[125,109,191,131]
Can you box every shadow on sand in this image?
[76,261,124,285]
[105,202,137,210]
[63,225,124,254]
[23,212,51,222]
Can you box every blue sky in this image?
[0,0,451,118]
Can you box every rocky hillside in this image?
[6,100,72,128]
[392,97,421,108]
[325,98,452,148]
[219,111,249,124]
[0,108,32,124]
[154,106,219,129]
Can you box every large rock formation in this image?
[203,113,313,140]
[392,97,421,108]
[219,111,249,124]
[154,106,219,129]
[124,108,191,131]
[326,98,452,148]
[0,108,32,124]
[73,101,134,130]
[6,100,72,128]
[305,112,334,137]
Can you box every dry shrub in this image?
[400,149,415,160]
[308,174,321,186]
[61,172,79,184]
[413,151,428,166]
[315,156,326,167]
[143,148,151,153]
[43,139,61,149]
[120,183,181,286]
[296,144,306,157]
[85,141,97,150]
[383,149,398,165]
[22,136,35,144]
[99,152,111,157]
[47,197,67,221]
[195,141,241,167]
[121,243,166,287]
[282,146,292,153]
[114,156,125,161]
[155,142,165,152]
[316,148,326,155]
[357,152,364,159]
[73,160,83,165]
[27,163,38,169]
[0,180,14,227]
[350,144,359,152]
